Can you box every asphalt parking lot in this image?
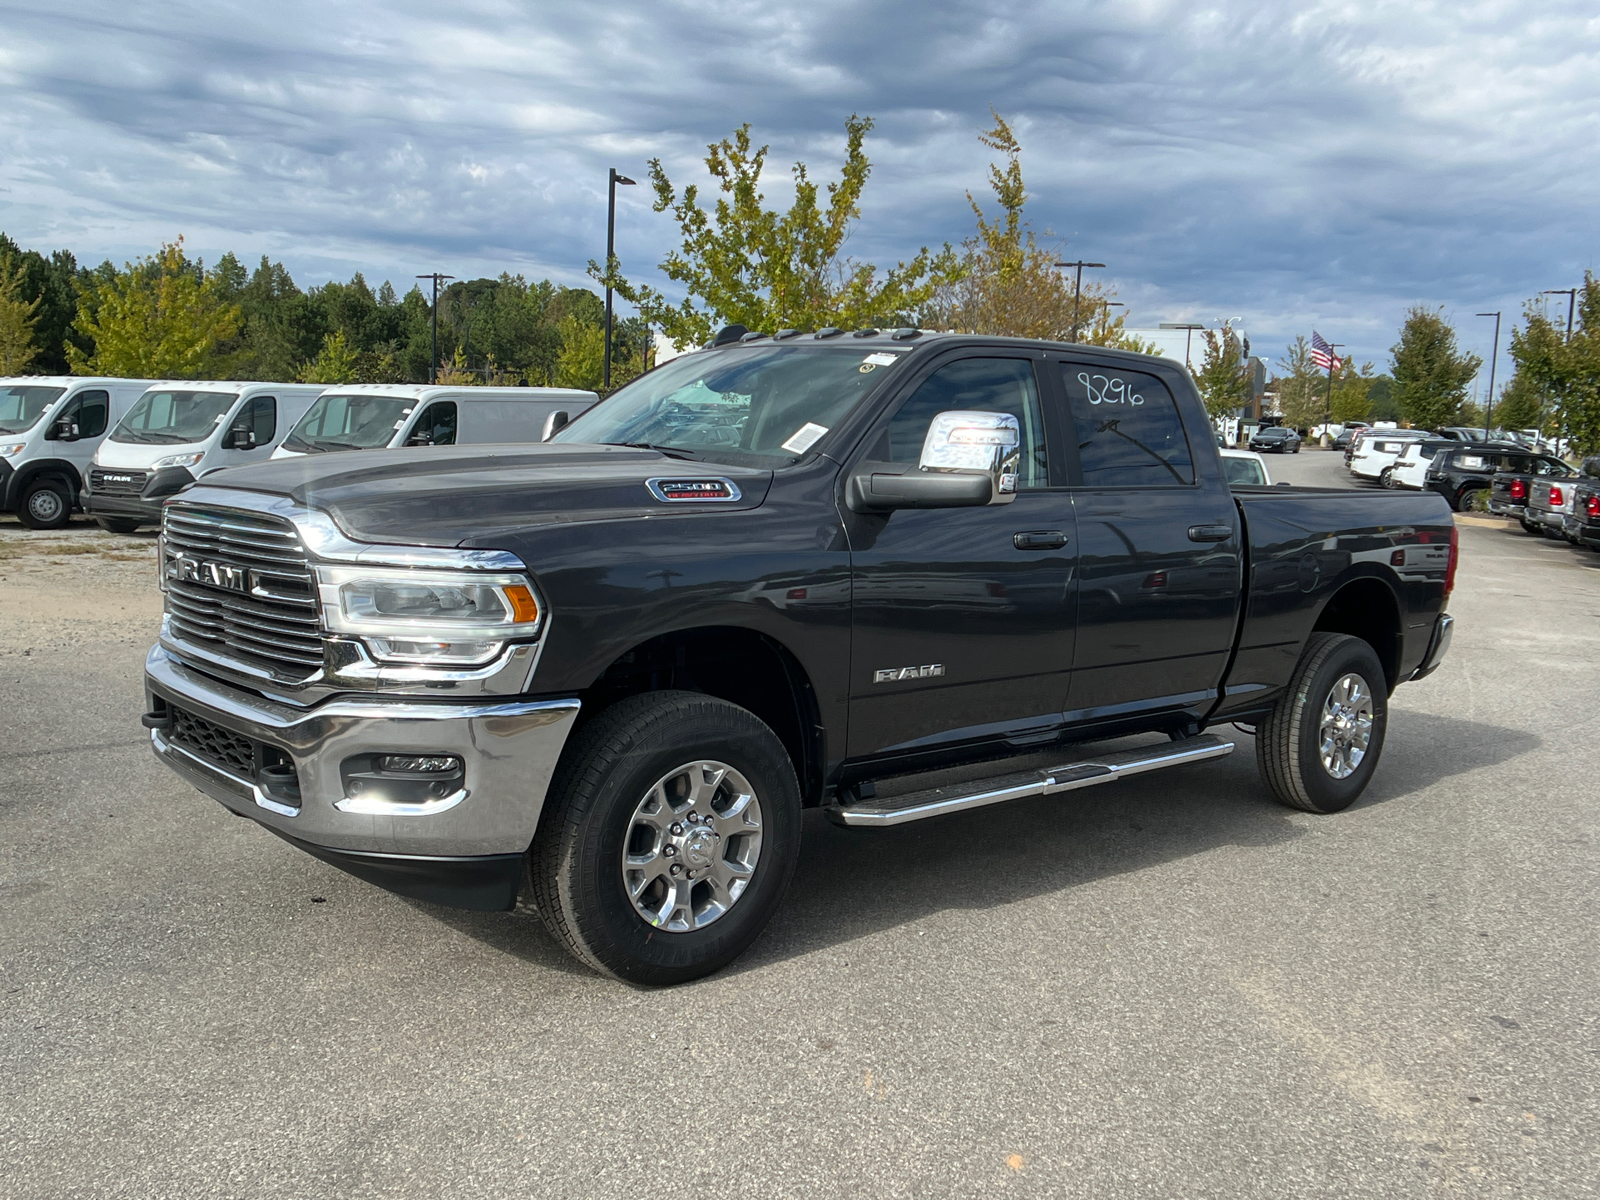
[3,453,1598,1199]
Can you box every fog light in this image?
[379,754,461,774]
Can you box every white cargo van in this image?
[84,382,327,532]
[271,385,598,459]
[0,376,166,529]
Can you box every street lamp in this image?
[1476,311,1501,440]
[1055,260,1105,342]
[1542,289,1576,342]
[416,272,455,384]
[1159,323,1206,371]
[604,168,637,392]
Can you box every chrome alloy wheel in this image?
[622,760,763,932]
[1319,672,1375,779]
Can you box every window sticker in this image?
[863,352,899,367]
[781,422,829,454]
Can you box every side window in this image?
[75,390,110,438]
[877,358,1048,489]
[1061,365,1194,486]
[416,402,457,446]
[247,397,276,445]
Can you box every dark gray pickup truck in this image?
[142,330,1457,983]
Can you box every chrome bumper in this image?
[145,644,580,857]
[1410,613,1454,681]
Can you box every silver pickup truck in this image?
[1524,474,1583,542]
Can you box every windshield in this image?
[0,385,66,434]
[284,393,415,452]
[553,343,908,466]
[111,390,238,445]
[1222,456,1267,486]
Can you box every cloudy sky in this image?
[2,0,1596,376]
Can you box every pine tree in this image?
[0,258,42,374]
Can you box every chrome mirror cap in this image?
[917,410,1021,505]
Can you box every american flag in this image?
[1311,331,1342,373]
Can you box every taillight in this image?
[1588,495,1599,518]
[1444,524,1459,600]
[1550,486,1564,506]
[1510,478,1526,501]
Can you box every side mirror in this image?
[405,430,433,447]
[47,418,80,442]
[226,424,256,450]
[542,410,570,441]
[847,410,1021,512]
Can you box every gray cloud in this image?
[1,0,1594,372]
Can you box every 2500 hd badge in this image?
[142,329,1456,984]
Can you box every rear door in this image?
[845,352,1078,759]
[1049,357,1242,721]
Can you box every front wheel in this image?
[527,691,802,985]
[18,480,72,530]
[1256,632,1388,814]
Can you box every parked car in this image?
[1332,422,1371,450]
[142,328,1456,984]
[272,385,599,458]
[1385,438,1460,490]
[84,382,327,532]
[0,377,167,529]
[1571,477,1600,551]
[1249,425,1301,454]
[1219,448,1272,486]
[1487,455,1577,531]
[1349,429,1430,484]
[1435,427,1488,442]
[1421,446,1551,512]
[1524,474,1585,541]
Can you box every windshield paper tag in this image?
[781,423,829,454]
[863,352,899,366]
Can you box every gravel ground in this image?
[2,464,1597,1199]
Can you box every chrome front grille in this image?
[161,503,324,680]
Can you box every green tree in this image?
[1329,359,1375,424]
[0,234,82,373]
[605,115,957,348]
[68,239,241,378]
[1390,307,1481,432]
[1195,321,1251,421]
[920,113,1149,350]
[297,329,360,383]
[1490,368,1542,432]
[0,258,42,374]
[1272,337,1329,430]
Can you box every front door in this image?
[845,354,1078,760]
[55,388,110,484]
[1051,358,1242,721]
[215,395,277,467]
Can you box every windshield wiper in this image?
[608,441,700,460]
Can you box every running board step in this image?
[825,734,1235,828]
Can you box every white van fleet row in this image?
[270,385,597,458]
[84,382,328,531]
[0,377,164,529]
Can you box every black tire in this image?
[1256,632,1388,814]
[95,517,142,534]
[528,690,802,985]
[1379,466,1396,489]
[1456,487,1487,513]
[18,479,72,530]
[1519,517,1541,535]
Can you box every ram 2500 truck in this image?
[142,330,1457,984]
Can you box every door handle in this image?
[1013,530,1068,551]
[1188,524,1234,542]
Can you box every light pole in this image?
[416,272,455,383]
[1160,323,1206,372]
[604,168,637,391]
[1055,260,1105,342]
[1476,311,1501,439]
[1542,288,1576,342]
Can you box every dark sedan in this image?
[1249,426,1301,454]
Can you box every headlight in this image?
[0,442,26,458]
[315,566,543,666]
[152,452,205,469]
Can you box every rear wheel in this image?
[17,480,72,530]
[1456,487,1488,513]
[527,691,802,985]
[95,517,142,534]
[1379,466,1396,488]
[1257,633,1388,814]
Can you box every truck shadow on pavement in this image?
[418,710,1538,982]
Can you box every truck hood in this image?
[197,442,776,546]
